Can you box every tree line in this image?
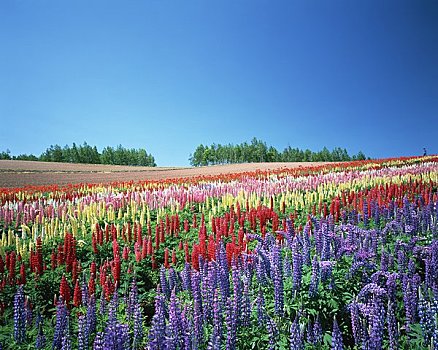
[0,142,156,166]
[189,138,368,166]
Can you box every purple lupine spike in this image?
[386,273,398,302]
[256,287,267,327]
[315,227,323,256]
[284,219,295,248]
[24,297,32,327]
[255,253,268,285]
[191,270,203,321]
[313,315,323,344]
[35,314,46,349]
[225,297,237,350]
[208,262,218,298]
[320,261,335,286]
[292,237,303,293]
[81,275,89,308]
[160,266,170,300]
[266,317,279,350]
[167,289,182,348]
[387,300,399,350]
[349,300,363,346]
[87,295,97,338]
[201,263,212,322]
[93,332,104,350]
[258,247,271,281]
[207,334,221,350]
[302,223,311,265]
[218,261,230,302]
[231,259,243,326]
[115,323,130,350]
[402,275,416,331]
[181,262,192,292]
[193,292,204,347]
[61,318,72,350]
[148,293,167,349]
[133,303,144,349]
[418,288,434,347]
[283,253,292,277]
[240,275,251,328]
[127,278,139,320]
[289,316,303,350]
[78,315,88,350]
[363,200,369,227]
[272,243,284,316]
[408,258,416,277]
[306,319,314,344]
[52,298,69,350]
[181,305,193,350]
[331,318,343,350]
[212,288,223,345]
[13,286,26,344]
[216,240,228,274]
[169,267,180,294]
[380,249,389,272]
[321,223,332,261]
[370,296,385,350]
[309,255,320,298]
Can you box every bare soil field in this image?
[0,160,327,188]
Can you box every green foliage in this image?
[189,138,369,166]
[0,142,156,166]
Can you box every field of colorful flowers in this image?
[0,155,437,349]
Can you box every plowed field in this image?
[0,160,327,188]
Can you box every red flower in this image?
[19,263,26,285]
[88,276,96,296]
[59,275,71,305]
[73,280,82,307]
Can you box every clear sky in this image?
[0,0,437,166]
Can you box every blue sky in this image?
[0,0,437,166]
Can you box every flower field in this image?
[1,156,438,349]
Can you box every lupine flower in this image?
[289,316,303,350]
[93,332,104,350]
[387,300,399,350]
[302,223,311,265]
[13,286,26,344]
[271,243,284,316]
[292,237,303,293]
[306,319,314,344]
[266,317,278,350]
[167,289,182,348]
[132,302,144,349]
[418,287,435,347]
[160,267,170,299]
[35,313,46,349]
[225,297,237,350]
[313,315,323,344]
[81,276,89,308]
[127,278,139,320]
[331,318,343,350]
[349,300,363,346]
[149,293,166,349]
[78,315,88,350]
[61,319,72,350]
[309,255,320,298]
[257,287,267,327]
[212,288,223,345]
[53,298,69,350]
[180,262,192,292]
